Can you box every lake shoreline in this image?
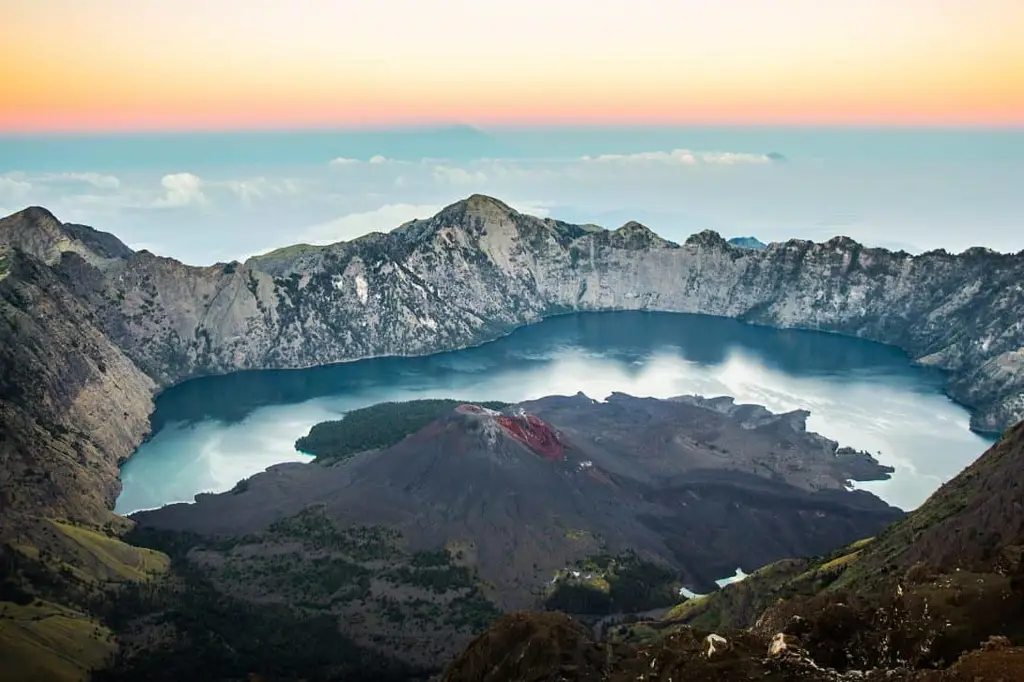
[116,311,990,515]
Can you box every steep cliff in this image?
[0,246,161,682]
[5,194,1018,435]
[0,249,155,529]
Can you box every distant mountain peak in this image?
[0,205,77,265]
[431,194,520,225]
[1,206,65,241]
[685,229,729,249]
[5,205,61,225]
[616,220,653,234]
[463,193,517,214]
[611,220,671,250]
[0,205,133,266]
[390,194,524,244]
[727,236,768,250]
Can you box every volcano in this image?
[133,393,901,604]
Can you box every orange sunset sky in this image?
[2,0,1023,132]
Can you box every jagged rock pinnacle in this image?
[684,229,729,249]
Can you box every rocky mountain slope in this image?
[0,247,161,681]
[3,194,1021,433]
[439,422,1024,681]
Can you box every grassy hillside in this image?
[652,424,1024,671]
[0,600,114,682]
[0,519,170,682]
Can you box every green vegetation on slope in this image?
[660,538,877,631]
[545,550,680,615]
[295,398,510,463]
[0,519,171,682]
[50,521,169,584]
[92,524,422,682]
[0,599,114,682]
[263,509,502,631]
[646,426,1024,671]
[98,507,504,677]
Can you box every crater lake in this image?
[115,311,992,515]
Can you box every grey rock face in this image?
[2,193,1023,439]
[0,249,155,528]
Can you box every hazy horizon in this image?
[5,1,1020,263]
[2,126,1021,265]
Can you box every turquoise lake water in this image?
[115,312,992,515]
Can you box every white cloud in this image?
[3,171,121,190]
[223,179,266,204]
[221,177,303,204]
[582,149,773,165]
[0,175,32,199]
[701,152,775,165]
[154,172,207,208]
[432,165,487,185]
[9,143,1020,264]
[503,199,551,217]
[328,154,392,167]
[300,202,446,246]
[42,172,121,189]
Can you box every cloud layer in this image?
[582,149,775,165]
[2,143,1021,266]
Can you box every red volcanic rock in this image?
[497,413,564,460]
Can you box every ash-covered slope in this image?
[133,394,901,603]
[3,194,1021,432]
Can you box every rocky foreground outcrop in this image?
[439,610,1024,681]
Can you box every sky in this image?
[1,2,1021,263]
[2,0,1023,131]
[1,128,1022,264]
